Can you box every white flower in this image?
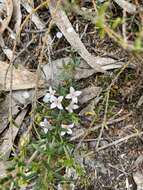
[66,102,79,113]
[43,86,56,103]
[50,96,63,110]
[61,123,74,136]
[66,87,82,103]
[56,32,63,39]
[40,118,50,134]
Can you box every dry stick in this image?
[22,0,46,30]
[108,163,128,175]
[95,62,129,150]
[92,0,98,13]
[9,0,51,162]
[95,91,109,149]
[31,0,60,104]
[97,131,143,151]
[104,26,126,47]
[122,8,127,43]
[80,24,88,40]
[6,0,50,156]
[31,1,61,130]
[13,36,36,63]
[71,112,132,141]
[27,150,38,164]
[47,41,53,83]
[4,0,50,90]
[31,30,50,125]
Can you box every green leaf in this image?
[112,17,122,29]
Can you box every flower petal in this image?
[66,106,73,113]
[57,103,63,110]
[58,96,63,102]
[61,124,67,129]
[50,102,57,109]
[68,123,74,128]
[61,131,66,136]
[73,104,79,109]
[65,94,72,99]
[67,128,72,135]
[70,86,75,93]
[43,118,49,125]
[43,128,48,134]
[75,91,82,96]
[49,86,56,95]
[43,93,50,103]
[72,97,78,103]
[40,122,44,127]
[50,95,56,102]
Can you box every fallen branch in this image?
[70,113,132,141]
[49,0,105,73]
[97,131,143,151]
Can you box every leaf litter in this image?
[0,1,142,189]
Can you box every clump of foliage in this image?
[0,57,86,190]
[64,0,143,51]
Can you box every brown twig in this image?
[97,131,143,151]
[70,112,132,141]
[95,62,129,149]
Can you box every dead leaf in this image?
[0,34,15,60]
[79,100,96,122]
[0,0,13,33]
[0,94,19,134]
[12,90,34,105]
[113,0,137,13]
[2,46,14,60]
[0,61,45,91]
[0,97,10,134]
[0,89,46,141]
[133,172,143,190]
[12,89,47,105]
[74,59,95,80]
[0,108,28,159]
[79,86,102,104]
[137,95,143,108]
[75,57,129,80]
[79,96,102,116]
[133,155,143,190]
[42,57,130,84]
[49,1,104,73]
[42,57,71,85]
